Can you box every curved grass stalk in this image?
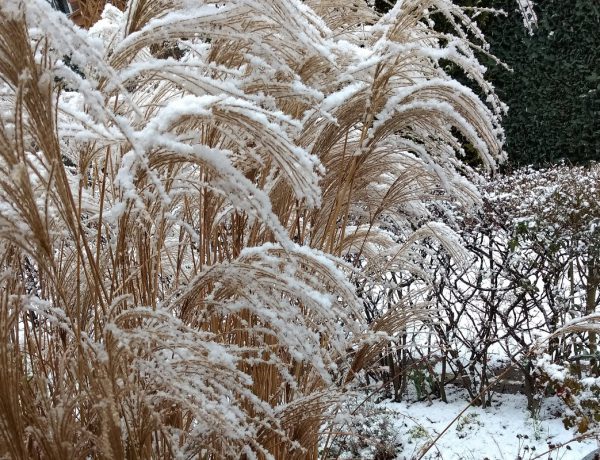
[0,0,504,457]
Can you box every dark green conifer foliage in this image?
[373,0,600,166]
[484,0,599,166]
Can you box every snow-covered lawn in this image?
[378,387,598,459]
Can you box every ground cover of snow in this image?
[379,386,598,459]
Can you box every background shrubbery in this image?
[369,163,600,436]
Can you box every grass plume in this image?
[0,0,503,458]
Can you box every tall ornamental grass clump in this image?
[0,0,503,457]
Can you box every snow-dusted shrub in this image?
[320,399,402,460]
[534,352,600,434]
[491,165,600,362]
[0,0,503,457]
[534,312,600,436]
[394,164,600,409]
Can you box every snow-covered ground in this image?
[377,387,598,459]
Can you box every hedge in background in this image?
[484,0,599,166]
[374,0,599,167]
